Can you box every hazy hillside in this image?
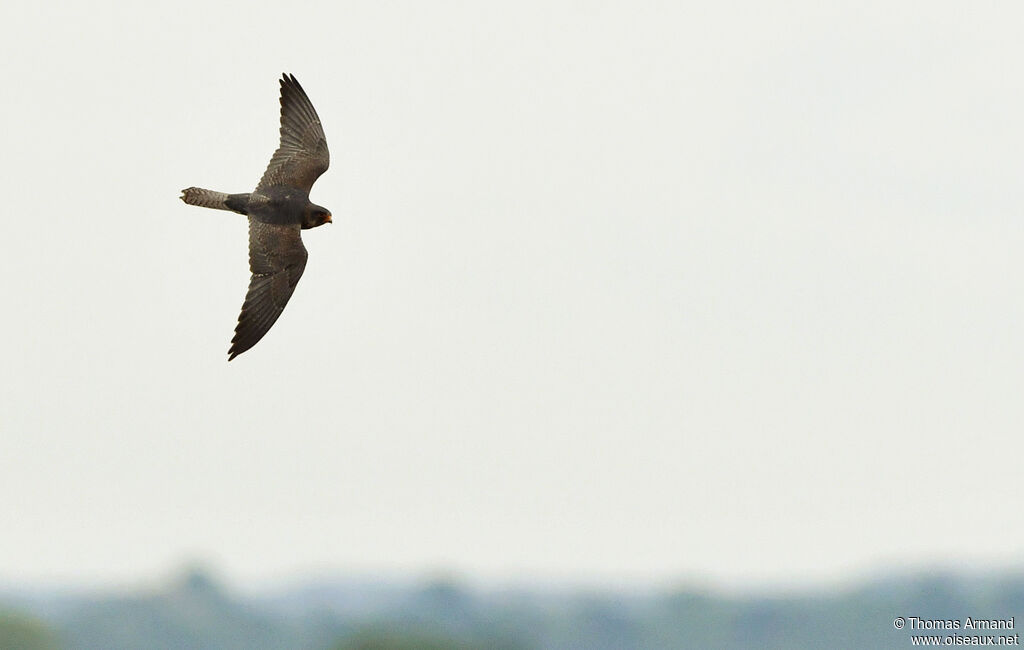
[2,568,1023,649]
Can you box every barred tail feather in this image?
[181,186,230,209]
[180,187,249,214]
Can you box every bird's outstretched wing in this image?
[229,221,308,360]
[255,73,330,194]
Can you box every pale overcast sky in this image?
[2,1,1023,590]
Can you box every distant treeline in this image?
[2,567,1023,649]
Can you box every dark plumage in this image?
[181,74,333,360]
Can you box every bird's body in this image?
[180,74,332,360]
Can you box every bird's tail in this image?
[180,187,249,214]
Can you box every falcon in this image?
[181,73,332,360]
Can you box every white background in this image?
[1,1,1022,590]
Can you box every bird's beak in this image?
[325,214,333,224]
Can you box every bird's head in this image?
[302,204,333,229]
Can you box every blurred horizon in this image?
[4,561,1024,649]
[6,557,1024,598]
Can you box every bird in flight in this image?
[181,73,332,360]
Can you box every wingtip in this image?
[280,73,303,91]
